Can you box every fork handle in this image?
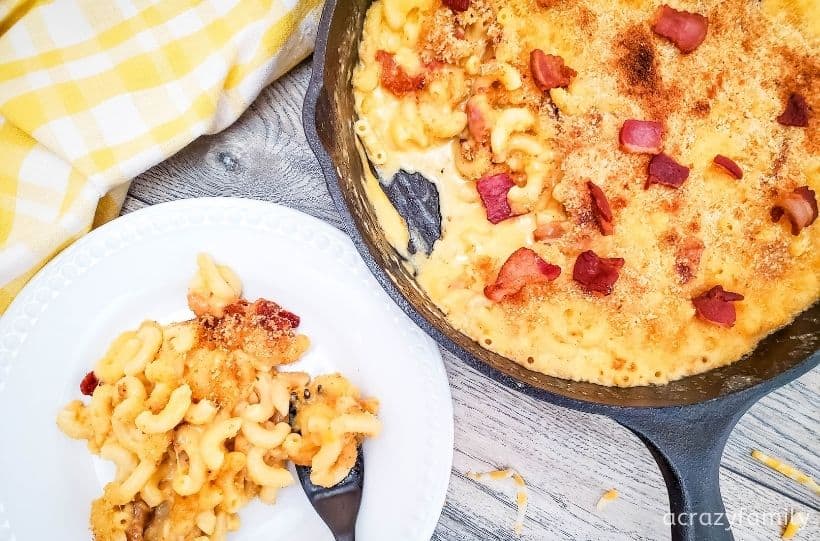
[335,534,354,541]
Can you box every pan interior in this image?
[309,0,820,408]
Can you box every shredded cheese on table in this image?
[467,468,529,535]
[596,488,619,511]
[782,511,808,540]
[751,450,820,495]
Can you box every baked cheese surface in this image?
[354,0,819,386]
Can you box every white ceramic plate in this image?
[0,198,453,541]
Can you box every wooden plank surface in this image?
[124,60,819,541]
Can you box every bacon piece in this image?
[572,250,625,295]
[466,96,490,143]
[484,248,561,301]
[646,153,689,188]
[776,93,810,127]
[530,49,576,92]
[587,181,614,235]
[771,186,818,235]
[713,155,743,179]
[80,371,99,396]
[533,221,565,241]
[675,237,704,283]
[376,50,425,95]
[651,5,708,54]
[254,299,300,331]
[476,173,515,224]
[619,120,663,154]
[280,310,301,328]
[692,285,744,327]
[443,0,470,12]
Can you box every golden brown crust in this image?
[185,299,307,409]
[613,24,678,121]
[356,0,820,385]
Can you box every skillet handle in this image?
[610,390,764,541]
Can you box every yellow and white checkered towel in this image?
[0,0,323,312]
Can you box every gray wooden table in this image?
[123,60,819,541]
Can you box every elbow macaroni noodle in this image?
[187,253,242,317]
[57,254,381,540]
[381,0,432,31]
[490,108,536,163]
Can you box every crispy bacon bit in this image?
[80,371,99,396]
[443,0,470,11]
[466,96,490,143]
[484,248,561,301]
[692,285,744,327]
[376,50,424,95]
[533,221,565,241]
[279,310,300,328]
[587,181,614,235]
[477,173,515,224]
[530,49,576,92]
[651,5,708,54]
[675,237,704,283]
[572,250,625,295]
[619,120,663,154]
[771,186,818,235]
[647,153,689,189]
[713,155,743,179]
[254,299,300,331]
[254,299,281,318]
[776,93,810,127]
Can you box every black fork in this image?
[295,450,364,541]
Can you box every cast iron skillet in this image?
[302,1,820,538]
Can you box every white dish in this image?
[0,197,453,541]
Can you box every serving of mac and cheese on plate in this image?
[0,198,453,541]
[353,0,819,386]
[58,254,381,540]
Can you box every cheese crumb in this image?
[468,468,529,535]
[751,450,820,495]
[596,488,619,511]
[782,511,808,540]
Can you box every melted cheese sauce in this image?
[357,139,412,259]
[355,0,820,386]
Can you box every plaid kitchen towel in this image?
[0,0,323,312]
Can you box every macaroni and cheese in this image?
[58,254,381,540]
[353,0,819,386]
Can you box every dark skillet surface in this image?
[303,0,820,409]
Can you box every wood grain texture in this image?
[124,59,819,541]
